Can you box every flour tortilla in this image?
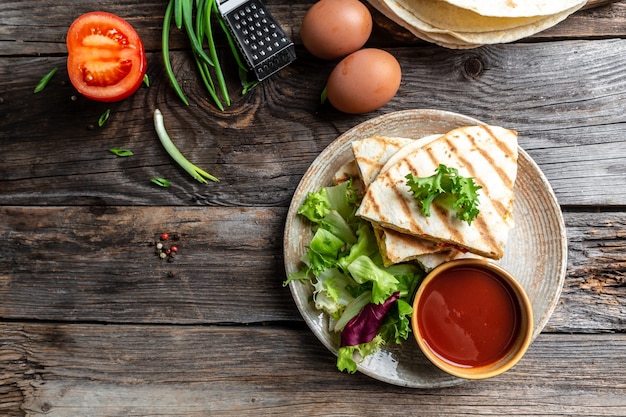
[352,134,456,267]
[442,0,586,18]
[367,0,480,48]
[396,0,547,33]
[351,136,414,186]
[381,0,586,46]
[333,136,444,264]
[356,125,519,260]
[353,135,442,186]
[368,0,585,48]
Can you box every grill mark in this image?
[360,187,384,223]
[473,213,500,258]
[430,203,464,246]
[404,153,463,243]
[474,128,517,220]
[433,143,497,255]
[491,198,511,222]
[355,155,382,182]
[484,125,518,187]
[436,130,507,257]
[353,136,410,185]
[392,161,421,234]
[423,143,441,171]
[455,129,515,221]
[360,126,516,260]
[444,133,500,224]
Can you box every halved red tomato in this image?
[66,11,147,102]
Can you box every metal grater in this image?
[217,0,296,81]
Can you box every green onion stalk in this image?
[154,109,219,184]
[162,0,256,109]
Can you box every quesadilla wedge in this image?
[352,134,460,268]
[356,125,518,260]
[351,136,414,185]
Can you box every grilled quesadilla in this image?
[351,134,458,268]
[356,125,518,260]
[351,136,414,185]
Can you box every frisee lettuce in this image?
[284,180,425,373]
[405,164,482,225]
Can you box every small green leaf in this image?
[109,148,134,157]
[320,86,328,105]
[151,177,171,187]
[34,68,58,93]
[143,74,150,87]
[98,109,111,127]
[241,80,258,95]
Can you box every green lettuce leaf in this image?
[405,164,482,225]
[337,334,385,374]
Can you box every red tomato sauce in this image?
[417,266,521,368]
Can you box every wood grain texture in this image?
[1,324,625,417]
[1,207,624,334]
[0,206,294,324]
[1,1,625,416]
[2,39,626,206]
[0,1,624,55]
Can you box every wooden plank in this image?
[543,0,626,38]
[368,0,626,45]
[1,39,626,206]
[584,0,620,9]
[0,206,296,324]
[546,210,626,333]
[1,1,624,56]
[1,323,625,416]
[1,207,624,333]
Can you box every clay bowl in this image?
[412,259,534,380]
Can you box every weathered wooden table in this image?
[1,0,625,415]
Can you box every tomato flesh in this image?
[67,12,146,102]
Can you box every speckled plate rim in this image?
[284,109,567,388]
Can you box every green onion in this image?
[181,0,214,66]
[109,148,134,157]
[214,2,246,74]
[151,178,171,187]
[212,0,254,92]
[162,0,256,108]
[153,109,219,184]
[34,68,58,93]
[143,74,150,87]
[98,109,111,127]
[205,0,230,106]
[163,0,189,105]
[174,0,183,29]
[195,58,223,111]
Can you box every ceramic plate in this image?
[283,109,567,388]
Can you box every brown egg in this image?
[326,48,402,114]
[300,0,373,61]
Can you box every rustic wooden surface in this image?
[1,0,625,416]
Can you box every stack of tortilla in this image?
[336,125,519,271]
[367,0,586,48]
